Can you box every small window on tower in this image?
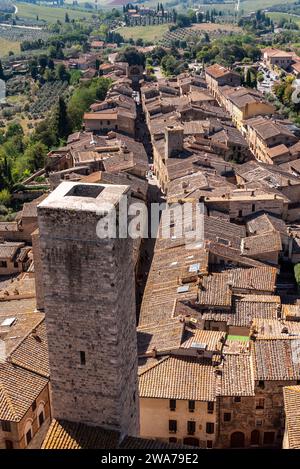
[80,351,86,366]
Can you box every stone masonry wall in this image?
[37,204,139,436]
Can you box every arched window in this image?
[37,402,45,427]
[24,420,33,446]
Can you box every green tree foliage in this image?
[67,77,112,131]
[0,156,13,191]
[148,46,167,64]
[195,35,260,67]
[117,47,145,67]
[23,142,48,172]
[245,68,257,89]
[294,263,300,291]
[51,97,70,141]
[5,122,24,140]
[161,55,178,76]
[176,14,192,28]
[69,69,82,85]
[33,119,57,148]
[56,63,70,82]
[238,9,274,35]
[0,189,11,207]
[273,76,300,111]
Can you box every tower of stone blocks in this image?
[165,125,184,159]
[37,181,139,436]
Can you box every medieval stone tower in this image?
[37,181,139,436]
[165,125,184,159]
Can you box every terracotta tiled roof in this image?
[208,242,266,268]
[11,321,50,377]
[137,321,185,356]
[245,211,287,236]
[283,386,300,449]
[252,338,300,381]
[241,231,282,257]
[263,48,293,58]
[181,329,225,353]
[139,244,208,327]
[229,266,277,293]
[267,144,289,159]
[139,355,217,401]
[0,242,25,260]
[120,436,200,449]
[42,419,195,449]
[0,311,43,355]
[197,273,232,308]
[251,318,300,338]
[235,160,300,189]
[219,354,255,397]
[246,117,295,141]
[282,304,300,321]
[84,111,118,120]
[0,222,19,232]
[231,295,280,327]
[205,64,237,79]
[42,419,120,449]
[21,194,47,219]
[0,361,48,421]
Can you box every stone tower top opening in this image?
[65,184,104,198]
[38,181,130,213]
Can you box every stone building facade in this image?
[37,181,139,436]
[0,384,51,450]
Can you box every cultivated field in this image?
[15,2,95,23]
[119,24,171,42]
[140,0,297,14]
[190,23,241,33]
[242,0,296,13]
[266,11,300,27]
[0,37,20,56]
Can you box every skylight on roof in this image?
[218,238,229,246]
[177,285,190,294]
[1,317,16,327]
[191,342,207,351]
[189,263,200,273]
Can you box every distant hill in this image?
[0,0,14,13]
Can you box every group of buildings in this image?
[138,63,300,448]
[1,53,300,450]
[262,47,300,78]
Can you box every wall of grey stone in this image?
[37,203,139,436]
[31,228,44,311]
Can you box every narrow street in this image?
[134,82,164,321]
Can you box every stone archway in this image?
[230,431,245,448]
